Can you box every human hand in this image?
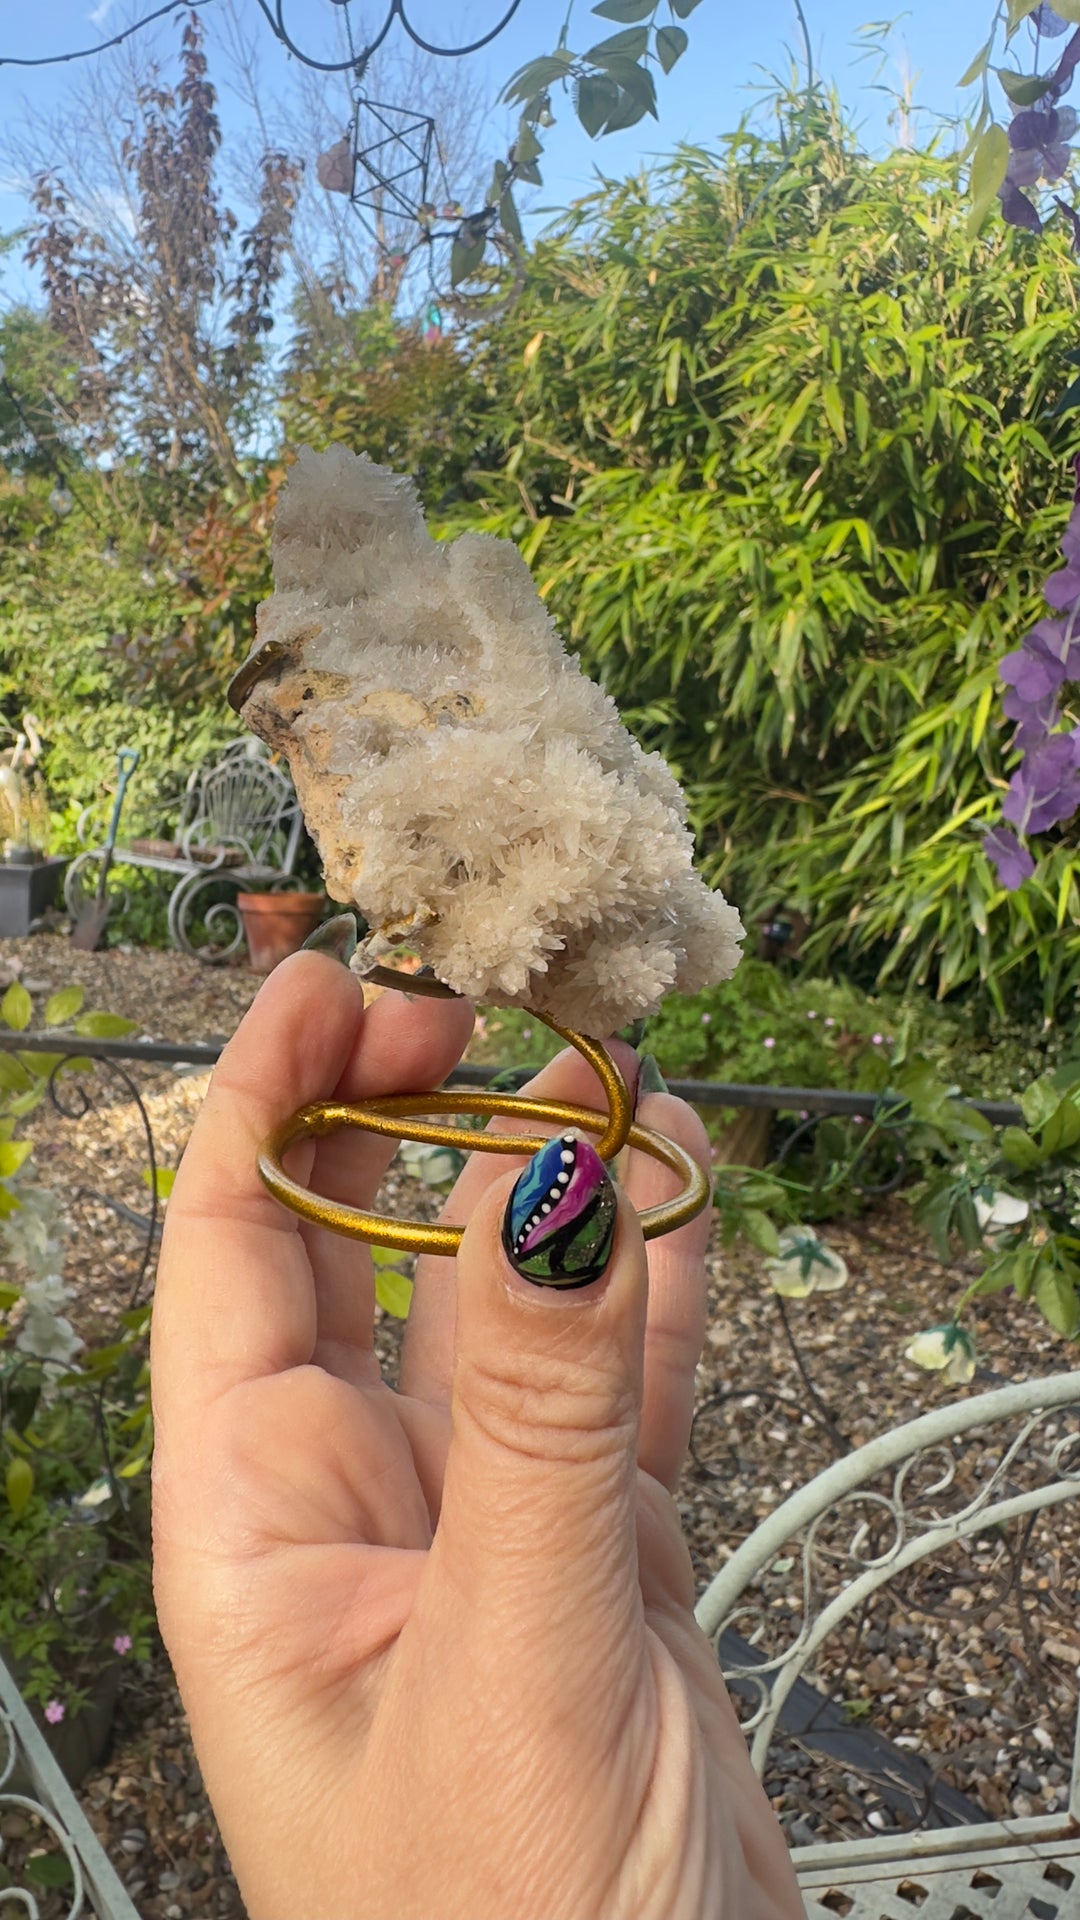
[151,954,803,1920]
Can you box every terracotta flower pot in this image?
[237,891,326,972]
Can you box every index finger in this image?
[151,952,471,1407]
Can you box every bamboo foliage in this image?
[426,105,1080,1017]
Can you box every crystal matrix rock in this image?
[231,445,743,1033]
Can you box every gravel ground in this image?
[0,931,1077,1915]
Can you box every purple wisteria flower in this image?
[983,825,1036,889]
[997,16,1080,233]
[1034,5,1072,38]
[986,456,1080,886]
[1003,728,1080,833]
[1008,105,1077,187]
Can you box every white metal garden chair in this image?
[696,1372,1080,1920]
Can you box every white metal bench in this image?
[63,739,304,961]
[696,1373,1080,1919]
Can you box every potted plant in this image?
[237,884,328,971]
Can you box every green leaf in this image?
[741,1208,780,1256]
[585,27,650,59]
[972,1248,1032,1296]
[43,985,84,1026]
[23,1855,74,1892]
[0,983,32,1032]
[997,68,1054,107]
[1006,0,1040,24]
[1020,1074,1061,1130]
[72,1011,139,1039]
[776,380,817,450]
[669,0,703,13]
[500,190,523,244]
[0,1280,21,1309]
[1001,1126,1044,1171]
[0,1052,31,1094]
[16,1052,64,1079]
[375,1267,414,1319]
[513,122,543,166]
[1035,1260,1080,1337]
[5,1455,33,1517]
[603,75,656,130]
[451,236,486,286]
[575,72,622,136]
[655,24,688,72]
[958,38,993,88]
[591,0,654,18]
[914,1182,959,1259]
[822,380,847,446]
[1041,1095,1080,1158]
[0,1139,31,1178]
[967,123,1010,233]
[141,1166,176,1199]
[664,339,682,406]
[500,51,575,105]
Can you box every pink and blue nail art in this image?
[501,1132,617,1289]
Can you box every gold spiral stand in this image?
[257,966,711,1256]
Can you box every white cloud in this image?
[89,1,117,27]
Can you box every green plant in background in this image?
[397,106,1080,1022]
[0,979,153,1721]
[712,1043,1080,1383]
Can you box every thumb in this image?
[431,1132,649,1667]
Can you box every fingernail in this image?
[501,1132,617,1290]
[301,912,358,965]
[637,1053,669,1097]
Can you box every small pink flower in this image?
[44,1700,64,1724]
[763,1036,776,1049]
[701,1012,711,1024]
[113,1633,132,1655]
[872,1033,883,1045]
[806,1010,817,1020]
[824,1017,835,1027]
[521,1027,532,1040]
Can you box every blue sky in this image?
[0,1,1004,308]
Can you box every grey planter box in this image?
[0,857,68,937]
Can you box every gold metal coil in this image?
[257,970,711,1253]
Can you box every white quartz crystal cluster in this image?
[233,445,743,1032]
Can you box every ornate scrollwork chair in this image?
[696,1374,1080,1919]
[64,739,303,961]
